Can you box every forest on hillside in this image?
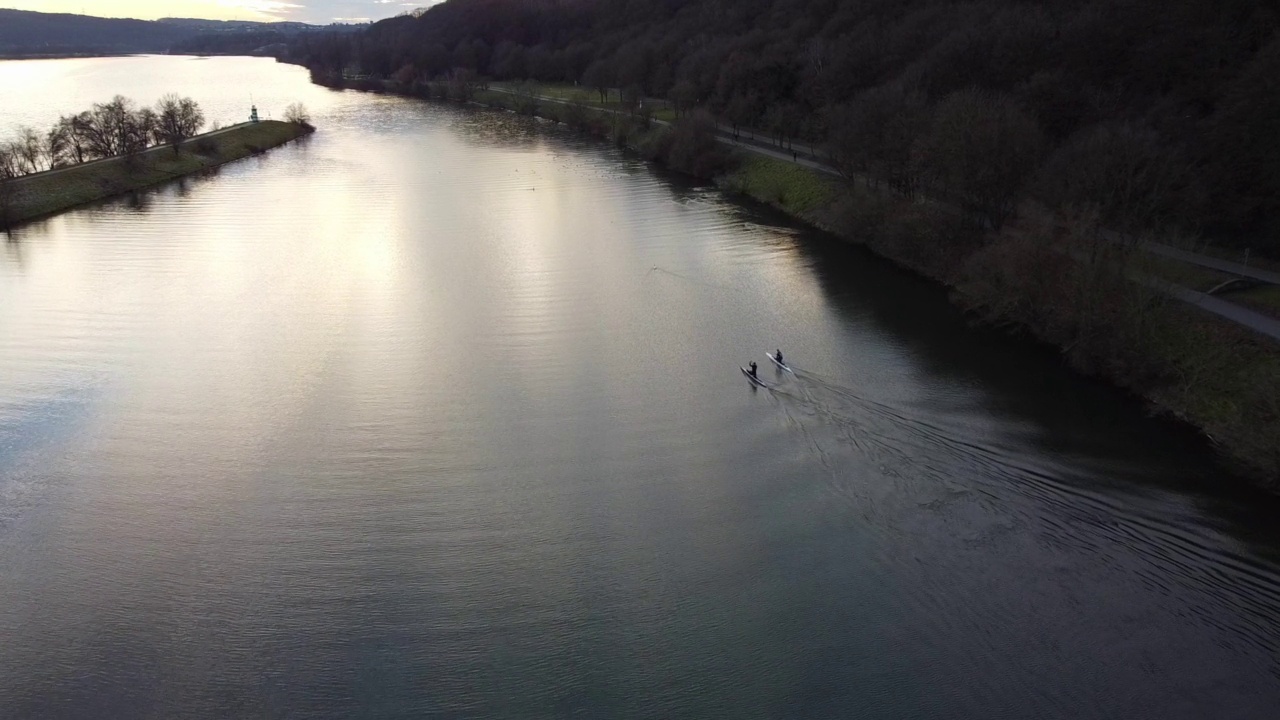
[0,9,360,58]
[0,10,190,54]
[291,0,1280,251]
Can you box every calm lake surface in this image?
[2,56,1279,719]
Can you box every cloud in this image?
[0,0,427,24]
[308,1,444,24]
[215,0,304,19]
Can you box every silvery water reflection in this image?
[1,56,1279,719]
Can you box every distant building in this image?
[249,105,259,123]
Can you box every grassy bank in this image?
[956,218,1280,483]
[0,120,313,228]
[725,154,1280,486]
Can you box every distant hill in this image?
[0,9,186,55]
[156,18,316,33]
[0,9,364,58]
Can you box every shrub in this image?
[663,112,730,178]
[916,88,1043,230]
[1036,120,1203,235]
[283,103,312,128]
[193,136,219,156]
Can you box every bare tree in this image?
[0,140,22,229]
[918,88,1043,230]
[283,103,312,126]
[764,102,802,150]
[0,142,23,179]
[120,107,154,164]
[826,82,929,197]
[582,59,614,103]
[54,115,88,164]
[70,111,109,160]
[512,84,540,116]
[446,67,478,101]
[670,80,698,118]
[137,107,161,148]
[100,96,138,157]
[0,166,13,230]
[723,92,757,141]
[45,122,72,169]
[621,84,644,115]
[157,94,205,154]
[80,99,125,158]
[0,94,207,179]
[14,127,44,173]
[1037,120,1197,235]
[392,63,417,88]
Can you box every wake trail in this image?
[646,265,737,291]
[769,368,1280,666]
[770,368,990,490]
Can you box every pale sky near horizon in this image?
[0,0,437,23]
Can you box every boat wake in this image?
[754,367,1280,673]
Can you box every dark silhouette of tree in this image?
[665,111,731,177]
[53,116,88,164]
[621,84,644,115]
[0,93,213,176]
[157,94,205,154]
[826,83,929,197]
[0,143,22,179]
[14,127,44,173]
[45,122,72,169]
[283,103,313,127]
[1209,35,1280,241]
[447,67,479,101]
[918,88,1043,230]
[582,59,614,103]
[615,42,651,95]
[670,80,698,118]
[513,82,541,115]
[1038,121,1199,234]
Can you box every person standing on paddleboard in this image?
[775,349,783,365]
[748,361,758,379]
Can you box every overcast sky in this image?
[0,0,438,24]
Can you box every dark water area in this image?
[2,57,1279,719]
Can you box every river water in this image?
[2,56,1279,719]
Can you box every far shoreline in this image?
[310,72,1280,492]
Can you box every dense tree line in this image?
[290,0,1280,250]
[0,9,362,58]
[0,9,189,55]
[0,95,204,179]
[168,22,366,56]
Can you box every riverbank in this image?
[724,155,1280,487]
[319,76,1280,489]
[0,120,313,229]
[485,88,1280,489]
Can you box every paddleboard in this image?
[741,366,766,387]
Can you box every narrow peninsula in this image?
[1,120,313,229]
